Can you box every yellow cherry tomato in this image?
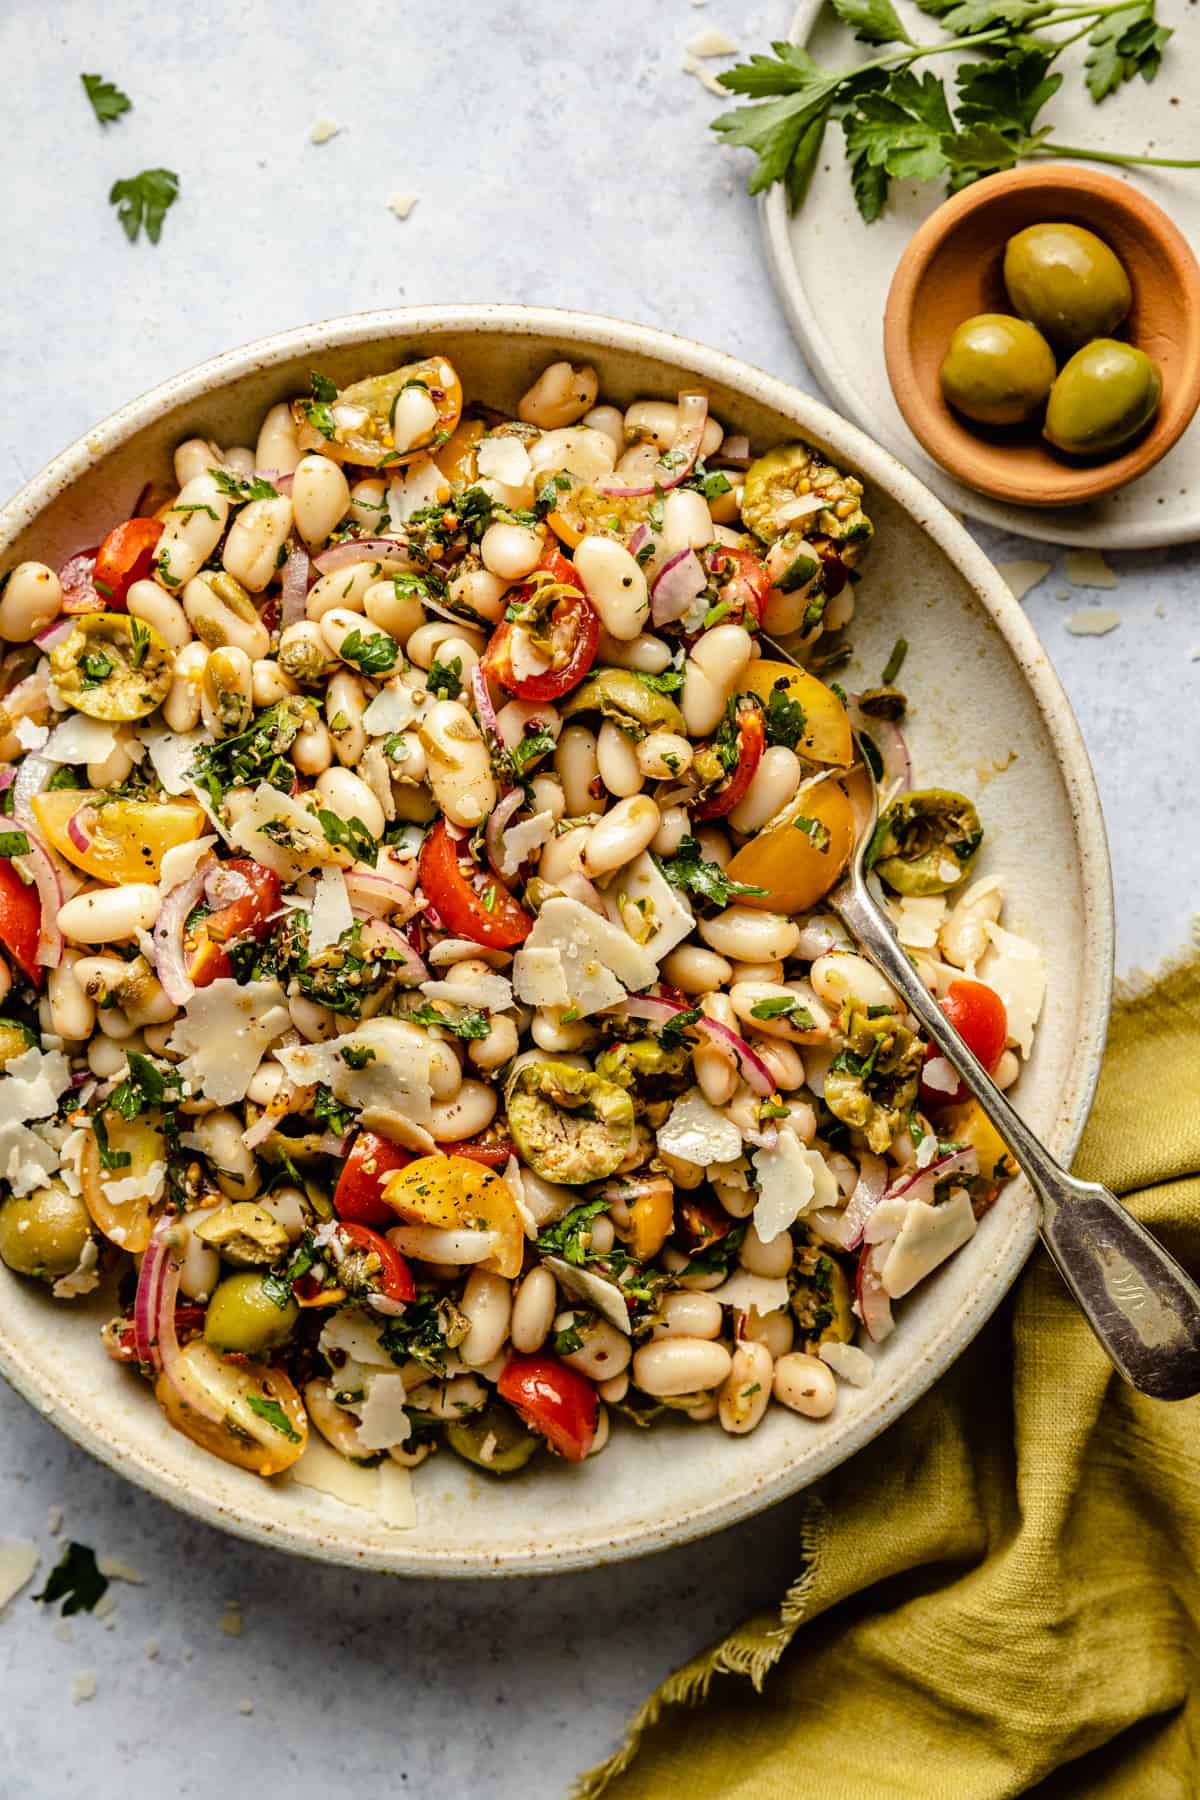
[156,1341,307,1476]
[382,1153,524,1279]
[725,778,855,914]
[940,1100,1015,1185]
[432,416,485,487]
[740,659,853,767]
[32,790,207,883]
[79,1112,166,1253]
[629,1184,674,1261]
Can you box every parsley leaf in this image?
[634,667,684,695]
[536,1200,610,1267]
[762,682,807,751]
[750,996,816,1027]
[109,1051,180,1120]
[81,73,131,126]
[427,655,463,700]
[841,70,956,221]
[34,1542,108,1616]
[794,814,833,852]
[338,627,399,676]
[409,1002,492,1041]
[658,836,767,909]
[510,726,557,776]
[302,371,338,439]
[0,830,30,858]
[92,1113,131,1171]
[109,168,179,245]
[210,468,280,506]
[714,45,843,198]
[830,0,913,45]
[316,809,378,867]
[190,700,304,807]
[245,1395,302,1442]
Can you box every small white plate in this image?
[760,0,1200,548]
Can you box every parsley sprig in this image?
[109,168,179,244]
[81,74,131,126]
[713,1,1195,222]
[657,835,767,910]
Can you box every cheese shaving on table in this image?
[686,27,738,55]
[978,921,1046,1056]
[1064,608,1121,637]
[167,980,290,1105]
[819,1342,874,1386]
[995,560,1051,602]
[307,867,353,955]
[657,1089,742,1166]
[682,53,731,94]
[309,117,339,144]
[0,1540,39,1615]
[386,192,418,221]
[1064,548,1118,589]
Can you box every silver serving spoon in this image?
[760,632,1200,1400]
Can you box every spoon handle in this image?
[832,881,1200,1401]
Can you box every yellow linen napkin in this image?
[578,960,1200,1800]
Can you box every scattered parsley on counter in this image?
[109,168,179,244]
[34,1542,109,1616]
[81,73,131,126]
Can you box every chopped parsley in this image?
[190,700,304,807]
[316,809,378,867]
[81,73,131,126]
[340,1043,376,1071]
[109,167,179,244]
[109,1051,181,1119]
[0,830,30,858]
[762,680,807,751]
[510,726,557,777]
[658,835,767,909]
[426,655,463,700]
[750,996,815,1027]
[794,814,832,852]
[881,635,908,685]
[553,1323,586,1357]
[34,1542,109,1616]
[634,667,683,695]
[409,1003,492,1041]
[79,650,115,690]
[129,617,152,670]
[211,469,280,506]
[302,371,338,440]
[245,1395,302,1442]
[313,1085,356,1137]
[378,1293,471,1374]
[536,1200,610,1268]
[92,1113,132,1171]
[338,627,399,676]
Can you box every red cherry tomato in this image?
[107,1306,206,1364]
[91,518,165,611]
[418,819,532,949]
[705,545,769,628]
[483,547,599,703]
[675,1195,731,1252]
[334,1131,415,1227]
[691,702,766,823]
[58,548,102,615]
[497,1353,599,1463]
[0,858,43,986]
[184,859,280,989]
[439,1134,516,1171]
[920,979,1009,1109]
[336,1222,416,1304]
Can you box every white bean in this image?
[0,562,61,642]
[598,1371,628,1405]
[419,699,498,828]
[325,669,368,767]
[255,401,302,476]
[86,1035,130,1078]
[528,774,565,823]
[729,980,811,1042]
[939,878,1003,970]
[696,826,731,868]
[574,536,649,641]
[718,1341,774,1435]
[530,1008,597,1054]
[290,711,333,776]
[773,1352,837,1418]
[201,645,253,738]
[632,1337,732,1398]
[582,795,660,877]
[528,425,615,484]
[652,1292,723,1340]
[182,574,270,660]
[596,720,644,798]
[315,766,386,839]
[743,1308,795,1360]
[694,991,740,1107]
[712,1177,756,1219]
[390,386,439,454]
[753,1038,805,1091]
[173,437,223,487]
[188,1108,261,1199]
[659,487,714,562]
[554,724,599,816]
[278,619,335,684]
[728,747,802,836]
[447,564,510,625]
[127,578,191,654]
[304,1380,364,1458]
[252,658,297,708]
[222,495,294,593]
[651,804,690,858]
[429,1080,497,1141]
[406,620,485,671]
[161,641,207,733]
[57,885,159,945]
[511,1267,557,1353]
[636,731,692,782]
[480,521,543,581]
[86,730,135,790]
[292,454,351,549]
[555,1311,631,1381]
[810,951,899,1014]
[364,578,424,644]
[518,361,599,430]
[306,561,378,622]
[580,404,623,456]
[699,906,801,963]
[459,1269,513,1367]
[995,1048,1021,1090]
[467,1013,520,1073]
[177,1218,221,1304]
[625,400,723,459]
[740,1222,794,1279]
[681,623,754,736]
[594,628,673,674]
[660,943,732,994]
[155,474,229,591]
[288,995,338,1041]
[47,951,95,1041]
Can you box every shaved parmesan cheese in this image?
[0,1540,39,1615]
[512,945,571,1008]
[1064,608,1120,637]
[498,809,555,879]
[52,1237,100,1300]
[98,1161,166,1208]
[362,681,421,737]
[386,192,419,222]
[308,867,353,955]
[477,436,533,490]
[0,1123,59,1197]
[753,1133,830,1240]
[228,782,340,878]
[1064,548,1118,589]
[168,980,290,1105]
[889,894,946,951]
[657,1089,742,1166]
[995,560,1050,602]
[819,1342,874,1386]
[275,1019,433,1130]
[387,456,447,525]
[309,117,339,144]
[503,1155,539,1239]
[710,1270,789,1316]
[862,1196,911,1243]
[378,1460,417,1528]
[682,52,729,94]
[289,1438,381,1511]
[419,972,513,1012]
[354,1372,412,1452]
[318,1307,396,1368]
[542,1256,632,1335]
[602,850,695,963]
[0,1044,72,1122]
[922,1056,959,1096]
[520,896,658,1017]
[15,717,48,750]
[881,1190,976,1297]
[978,922,1046,1056]
[43,715,122,765]
[71,1672,97,1706]
[159,836,217,895]
[141,726,210,796]
[687,26,738,54]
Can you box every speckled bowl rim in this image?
[0,306,1114,1577]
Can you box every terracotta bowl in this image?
[884,165,1200,508]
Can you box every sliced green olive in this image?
[559,667,684,738]
[790,1243,855,1351]
[0,1183,93,1281]
[49,613,172,721]
[1043,340,1162,456]
[204,1271,299,1354]
[195,1202,290,1267]
[823,1005,924,1155]
[870,788,982,896]
[446,1400,540,1475]
[506,1058,636,1185]
[741,442,872,551]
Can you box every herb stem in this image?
[1036,142,1200,169]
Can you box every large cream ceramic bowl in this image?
[0,307,1112,1576]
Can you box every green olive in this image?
[49,613,173,721]
[790,1243,855,1352]
[1003,222,1131,354]
[446,1400,540,1475]
[560,667,685,739]
[204,1271,298,1355]
[1043,340,1162,456]
[741,442,873,550]
[939,315,1057,427]
[0,1183,93,1281]
[870,788,983,896]
[506,1059,635,1185]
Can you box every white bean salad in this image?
[0,354,1047,1501]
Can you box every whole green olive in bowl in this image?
[1004,222,1132,354]
[1044,339,1163,456]
[939,314,1057,427]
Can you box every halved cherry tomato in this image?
[336,1222,416,1304]
[440,1133,516,1171]
[692,702,766,823]
[705,545,769,629]
[92,518,165,611]
[675,1195,731,1252]
[106,1306,206,1364]
[497,1353,598,1463]
[58,547,101,614]
[482,547,599,703]
[0,859,43,986]
[418,819,532,949]
[920,979,1008,1109]
[184,859,281,988]
[334,1131,416,1227]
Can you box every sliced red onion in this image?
[557,870,606,915]
[14,833,64,968]
[610,993,775,1095]
[849,698,911,794]
[651,547,707,627]
[153,854,216,1006]
[626,524,652,559]
[600,391,709,498]
[33,619,73,652]
[242,1092,297,1151]
[133,1223,169,1369]
[354,912,428,984]
[0,768,13,792]
[885,1145,979,1209]
[67,807,94,855]
[280,540,311,627]
[810,1150,888,1251]
[471,662,508,769]
[312,536,415,575]
[484,786,525,881]
[316,1130,354,1157]
[856,1241,895,1343]
[156,1232,223,1420]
